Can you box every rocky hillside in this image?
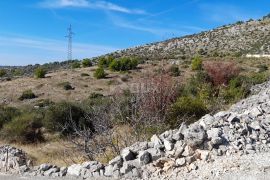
[1,79,270,179]
[108,17,270,60]
[3,16,270,77]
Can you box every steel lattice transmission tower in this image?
[65,25,74,61]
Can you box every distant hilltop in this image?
[105,15,270,61]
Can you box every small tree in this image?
[94,67,106,79]
[34,67,46,78]
[82,59,93,67]
[191,56,202,70]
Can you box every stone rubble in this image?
[1,80,270,179]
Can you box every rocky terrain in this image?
[107,18,270,60]
[0,79,270,179]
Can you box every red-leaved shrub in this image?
[132,74,180,123]
[203,61,240,86]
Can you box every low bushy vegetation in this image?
[0,58,269,163]
[58,82,74,90]
[82,59,93,67]
[43,102,91,134]
[98,56,114,68]
[0,69,6,77]
[1,112,44,143]
[98,56,140,72]
[71,61,81,69]
[191,56,202,70]
[203,61,240,86]
[19,90,37,101]
[89,92,104,99]
[0,106,20,128]
[11,69,23,76]
[257,64,268,72]
[94,67,106,79]
[81,73,90,77]
[34,67,47,78]
[168,96,208,126]
[109,57,138,71]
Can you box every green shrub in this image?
[169,65,181,77]
[257,64,268,73]
[94,67,106,79]
[12,69,23,76]
[1,113,44,143]
[81,73,90,77]
[168,96,208,126]
[72,61,81,69]
[109,59,121,71]
[58,82,74,90]
[43,102,92,134]
[183,71,209,97]
[197,83,214,103]
[82,59,93,67]
[109,57,138,71]
[220,76,249,103]
[248,72,269,85]
[19,90,37,101]
[0,106,20,129]
[34,67,46,78]
[107,80,118,85]
[98,56,114,68]
[191,56,202,70]
[0,69,6,77]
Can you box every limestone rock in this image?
[176,158,186,167]
[151,134,163,148]
[67,164,82,176]
[121,149,136,161]
[138,151,152,165]
[164,139,174,151]
[183,124,206,147]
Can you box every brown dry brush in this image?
[126,74,180,140]
[64,73,180,161]
[203,61,240,86]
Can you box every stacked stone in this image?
[0,145,29,173]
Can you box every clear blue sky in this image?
[0,0,269,65]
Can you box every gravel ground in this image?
[147,151,270,180]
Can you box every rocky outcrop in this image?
[2,80,270,179]
[106,18,270,60]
